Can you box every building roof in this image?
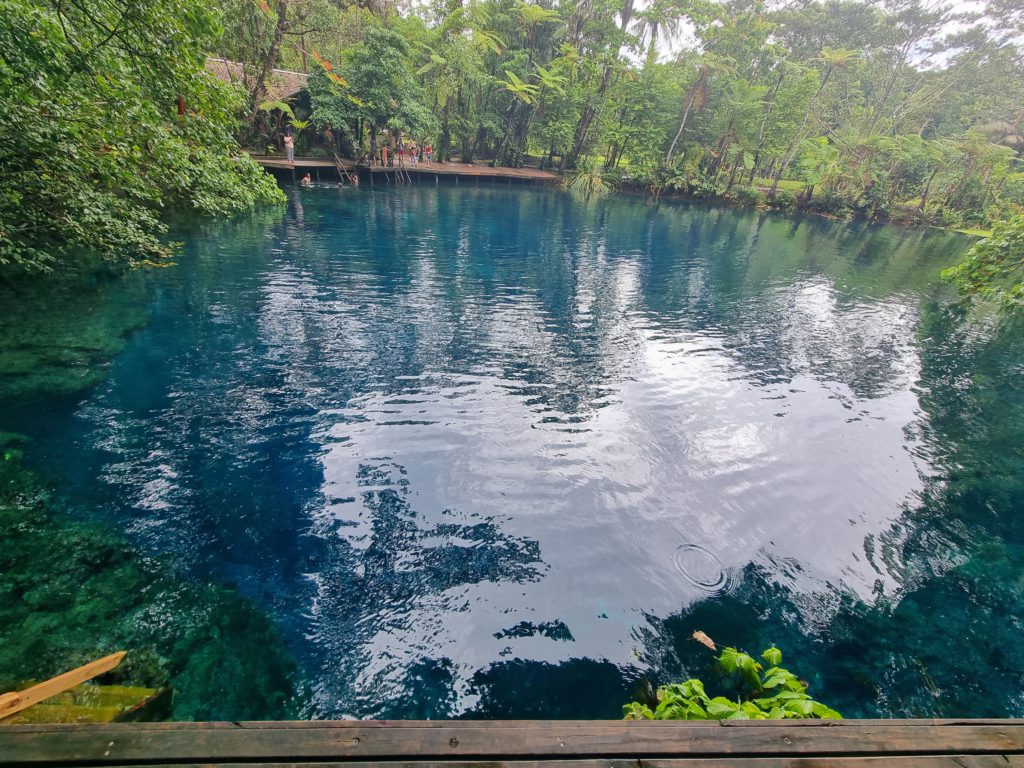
[205,58,309,103]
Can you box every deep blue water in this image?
[4,185,1024,719]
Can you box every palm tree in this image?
[664,53,733,167]
[635,0,686,66]
[769,46,857,197]
[974,110,1024,152]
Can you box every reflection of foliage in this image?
[305,459,544,717]
[494,620,573,641]
[0,452,296,720]
[625,645,841,720]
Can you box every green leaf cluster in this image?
[943,214,1024,307]
[623,646,842,721]
[0,0,284,275]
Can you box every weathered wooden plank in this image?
[4,723,1024,764]
[114,760,638,768]
[6,719,1022,733]
[0,652,126,721]
[41,756,1024,768]
[737,761,1023,767]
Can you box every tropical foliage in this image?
[624,645,842,721]
[944,215,1024,305]
[226,0,1023,233]
[0,0,283,274]
[3,0,1024,275]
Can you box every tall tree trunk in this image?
[248,0,289,123]
[708,120,733,176]
[918,166,940,211]
[750,68,786,183]
[726,156,741,192]
[568,65,614,167]
[769,66,833,197]
[665,77,701,167]
[566,0,634,168]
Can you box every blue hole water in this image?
[2,185,1023,719]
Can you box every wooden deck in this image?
[252,156,559,184]
[357,162,559,182]
[254,157,339,170]
[3,719,1024,767]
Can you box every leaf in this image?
[784,699,815,717]
[706,697,737,719]
[692,631,716,651]
[762,647,782,667]
[811,702,843,720]
[623,702,655,720]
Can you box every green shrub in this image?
[943,214,1024,306]
[733,186,766,207]
[566,159,615,198]
[804,192,852,218]
[769,190,797,212]
[623,645,841,721]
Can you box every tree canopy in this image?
[3,0,1024,276]
[0,0,283,274]
[223,0,1023,231]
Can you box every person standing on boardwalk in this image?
[370,132,378,166]
[381,143,390,167]
[425,143,433,165]
[283,133,295,165]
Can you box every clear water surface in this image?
[3,185,1024,719]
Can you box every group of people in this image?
[282,126,435,171]
[367,133,433,168]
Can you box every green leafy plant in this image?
[566,159,614,198]
[624,643,842,721]
[943,214,1024,307]
[732,186,765,207]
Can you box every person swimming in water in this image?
[300,173,312,186]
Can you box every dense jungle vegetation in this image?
[221,0,1024,228]
[1,0,1023,291]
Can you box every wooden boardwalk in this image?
[254,157,338,170]
[3,719,1024,767]
[252,156,559,184]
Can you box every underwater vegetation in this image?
[0,268,298,720]
[0,443,297,720]
[0,270,149,399]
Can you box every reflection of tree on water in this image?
[630,305,1024,718]
[304,458,545,718]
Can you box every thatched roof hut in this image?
[204,58,309,103]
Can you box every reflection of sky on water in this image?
[7,186,973,718]
[301,293,924,714]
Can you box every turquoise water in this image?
[3,185,1023,719]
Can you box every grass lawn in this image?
[754,177,806,192]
